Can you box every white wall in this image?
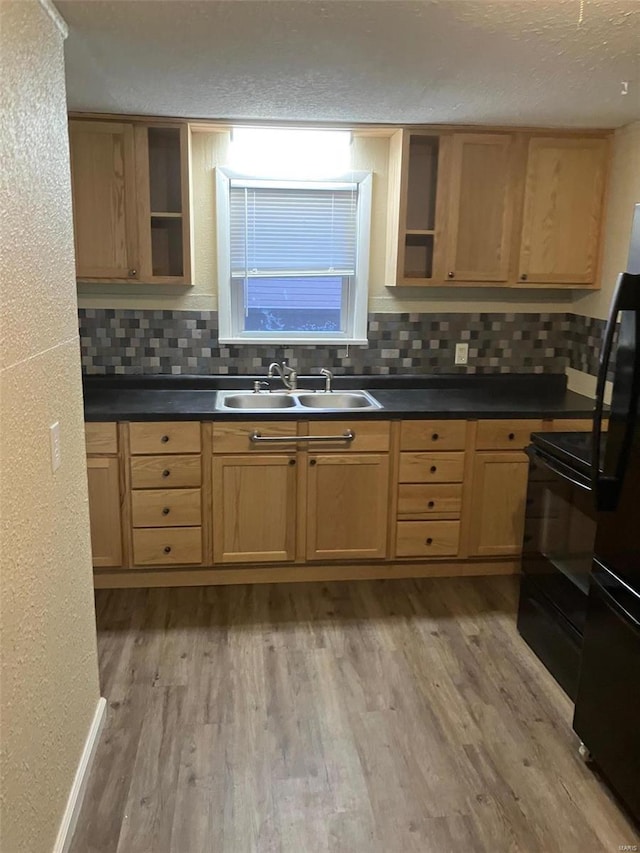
[0,2,101,851]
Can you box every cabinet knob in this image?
[163,546,172,554]
[431,433,439,441]
[430,465,437,473]
[162,507,170,515]
[161,435,170,444]
[288,459,296,466]
[448,271,455,279]
[162,469,171,478]
[520,273,527,281]
[508,432,515,440]
[428,500,435,508]
[425,537,433,545]
[129,268,137,277]
[310,459,317,466]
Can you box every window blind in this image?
[229,181,358,278]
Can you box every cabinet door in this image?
[87,456,123,567]
[468,452,529,557]
[212,455,297,563]
[445,133,514,282]
[306,454,389,561]
[518,137,608,285]
[69,120,138,279]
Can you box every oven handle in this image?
[591,571,640,633]
[527,447,593,493]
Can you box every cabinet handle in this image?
[162,507,170,515]
[288,459,296,466]
[428,501,435,508]
[310,459,317,466]
[129,268,137,277]
[508,433,515,440]
[250,429,355,444]
[430,465,437,473]
[520,274,527,281]
[161,435,170,444]
[162,469,171,478]
[425,538,433,545]
[163,546,172,554]
[431,433,439,441]
[448,271,455,279]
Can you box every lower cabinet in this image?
[467,451,530,557]
[86,456,122,567]
[212,454,297,563]
[306,453,390,561]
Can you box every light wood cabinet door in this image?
[445,133,514,282]
[87,456,123,567]
[468,451,529,557]
[306,453,389,561]
[69,121,138,279]
[212,455,297,563]
[518,137,608,285]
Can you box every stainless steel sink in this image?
[220,393,296,409]
[215,389,382,412]
[297,391,381,410]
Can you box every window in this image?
[216,169,372,344]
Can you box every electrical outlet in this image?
[50,422,61,472]
[455,342,469,366]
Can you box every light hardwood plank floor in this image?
[70,576,639,853]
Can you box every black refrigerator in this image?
[573,203,640,821]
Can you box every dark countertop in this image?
[83,373,597,422]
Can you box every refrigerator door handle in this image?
[591,272,640,508]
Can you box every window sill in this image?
[218,337,369,346]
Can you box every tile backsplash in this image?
[78,309,606,378]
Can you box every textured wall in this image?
[0,3,100,852]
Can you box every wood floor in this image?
[70,576,639,853]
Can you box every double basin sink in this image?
[215,389,382,412]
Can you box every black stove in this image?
[530,430,606,480]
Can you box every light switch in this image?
[455,342,469,366]
[50,422,61,472]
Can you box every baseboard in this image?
[53,697,107,853]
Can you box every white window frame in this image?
[215,167,372,345]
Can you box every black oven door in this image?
[518,446,598,698]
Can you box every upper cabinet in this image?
[444,133,515,283]
[386,127,610,290]
[69,118,192,285]
[517,137,609,286]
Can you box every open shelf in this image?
[404,233,434,279]
[151,216,184,277]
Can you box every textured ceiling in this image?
[58,0,640,127]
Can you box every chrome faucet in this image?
[320,368,333,393]
[267,360,298,391]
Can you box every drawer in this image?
[213,421,298,453]
[399,452,465,484]
[130,455,202,489]
[397,483,463,519]
[131,488,202,528]
[129,422,201,455]
[475,420,544,450]
[85,422,118,454]
[545,418,597,432]
[395,521,460,558]
[400,420,467,451]
[133,527,202,566]
[301,420,390,452]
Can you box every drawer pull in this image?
[162,507,170,515]
[428,500,435,508]
[162,469,171,478]
[508,432,515,440]
[431,433,439,441]
[310,459,317,466]
[161,435,170,443]
[288,459,296,466]
[426,537,433,545]
[430,465,437,473]
[250,429,355,444]
[163,546,172,554]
